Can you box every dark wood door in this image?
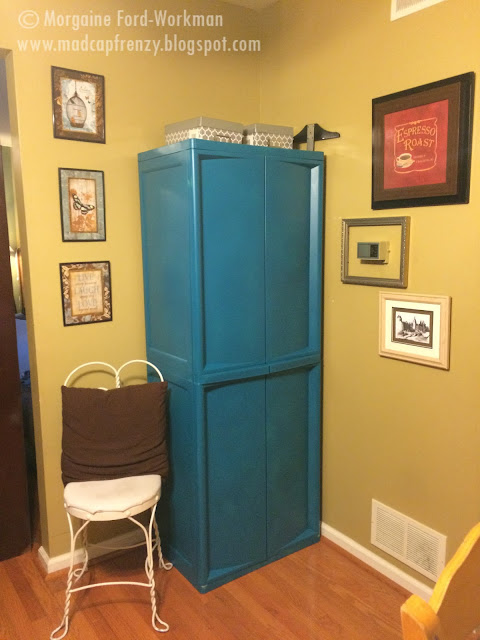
[0,145,30,559]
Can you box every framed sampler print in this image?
[372,73,474,209]
[59,168,105,241]
[379,292,451,369]
[52,66,105,143]
[60,261,112,326]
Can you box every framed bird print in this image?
[52,66,105,143]
[379,292,451,370]
[59,168,105,241]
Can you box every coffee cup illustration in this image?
[396,152,414,168]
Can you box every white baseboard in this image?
[38,529,145,574]
[321,522,433,602]
[40,520,433,602]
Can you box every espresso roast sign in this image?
[383,99,448,189]
[373,73,474,208]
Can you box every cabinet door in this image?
[140,156,192,378]
[266,364,321,557]
[198,155,266,374]
[204,377,267,583]
[161,379,197,580]
[265,158,323,363]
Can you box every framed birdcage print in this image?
[52,66,105,143]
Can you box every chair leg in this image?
[51,515,89,640]
[131,505,169,632]
[153,511,173,571]
[72,524,89,582]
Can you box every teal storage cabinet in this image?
[138,139,324,592]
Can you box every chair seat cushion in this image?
[61,382,169,485]
[64,474,162,520]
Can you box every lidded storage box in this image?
[165,116,244,145]
[244,123,294,149]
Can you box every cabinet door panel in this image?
[158,379,197,578]
[200,156,265,372]
[266,365,321,557]
[141,160,192,368]
[265,159,322,362]
[205,378,267,574]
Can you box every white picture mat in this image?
[383,299,441,359]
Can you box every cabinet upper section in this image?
[139,140,324,384]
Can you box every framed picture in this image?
[379,292,451,369]
[372,72,474,209]
[341,216,410,288]
[59,168,105,241]
[52,66,105,143]
[60,261,112,326]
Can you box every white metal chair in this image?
[51,360,172,640]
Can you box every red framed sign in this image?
[372,73,474,209]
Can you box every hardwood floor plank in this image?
[0,537,410,640]
[225,571,330,640]
[166,570,249,640]
[4,557,46,621]
[0,562,46,640]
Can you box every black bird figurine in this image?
[293,123,340,150]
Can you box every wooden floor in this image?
[0,538,409,640]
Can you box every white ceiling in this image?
[220,0,278,10]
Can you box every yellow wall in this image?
[260,0,480,583]
[2,0,479,585]
[0,0,260,557]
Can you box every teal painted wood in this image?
[139,153,193,380]
[205,378,267,576]
[200,155,266,372]
[138,139,324,593]
[155,377,197,581]
[266,364,321,557]
[265,157,323,363]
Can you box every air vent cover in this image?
[371,499,446,581]
[391,0,447,21]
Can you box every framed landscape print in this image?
[372,73,474,209]
[379,292,451,369]
[60,261,112,326]
[52,66,105,143]
[59,168,105,241]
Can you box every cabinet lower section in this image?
[158,362,321,593]
[168,528,320,594]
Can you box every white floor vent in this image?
[371,499,446,581]
[391,0,447,21]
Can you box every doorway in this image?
[0,55,34,559]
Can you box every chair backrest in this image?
[64,359,164,388]
[401,522,480,640]
[61,359,168,485]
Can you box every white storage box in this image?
[165,117,244,145]
[244,123,294,149]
